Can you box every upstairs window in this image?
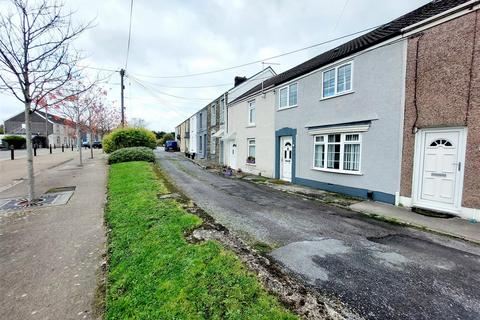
[211,104,216,125]
[322,62,353,98]
[279,83,298,109]
[199,113,203,129]
[248,100,256,126]
[219,98,225,123]
[313,133,361,173]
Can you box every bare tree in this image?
[96,103,120,137]
[0,0,91,202]
[130,117,148,129]
[84,85,108,159]
[54,80,95,166]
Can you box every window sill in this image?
[320,90,354,101]
[245,163,256,166]
[311,167,363,175]
[278,105,298,111]
[246,124,256,128]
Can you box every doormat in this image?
[0,189,74,214]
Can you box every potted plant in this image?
[246,156,256,164]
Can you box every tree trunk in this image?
[76,115,82,166]
[24,101,35,201]
[90,129,93,159]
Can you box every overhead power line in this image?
[125,0,134,69]
[135,78,233,89]
[129,75,212,101]
[77,65,119,72]
[332,0,350,33]
[131,24,380,79]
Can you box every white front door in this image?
[230,143,237,169]
[280,136,293,181]
[413,128,467,213]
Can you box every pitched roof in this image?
[34,110,71,125]
[231,0,473,104]
[5,109,71,125]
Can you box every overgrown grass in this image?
[105,161,296,320]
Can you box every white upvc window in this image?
[211,104,216,125]
[321,62,353,98]
[210,133,216,154]
[219,98,225,123]
[279,82,298,109]
[247,138,255,164]
[313,133,361,173]
[248,100,255,126]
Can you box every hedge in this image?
[2,135,26,149]
[103,128,156,153]
[107,147,155,164]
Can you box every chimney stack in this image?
[234,76,247,87]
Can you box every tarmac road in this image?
[156,150,480,320]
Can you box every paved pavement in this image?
[0,154,106,319]
[0,147,74,160]
[0,148,82,193]
[156,150,480,320]
[351,201,480,244]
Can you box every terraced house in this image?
[175,0,479,220]
[399,1,480,219]
[175,67,277,163]
[226,0,479,219]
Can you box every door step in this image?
[412,207,456,219]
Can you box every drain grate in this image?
[46,186,76,193]
[0,189,75,214]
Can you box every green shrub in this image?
[158,132,175,146]
[102,127,156,153]
[2,135,26,149]
[107,147,155,164]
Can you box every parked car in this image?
[164,140,179,152]
[92,141,102,149]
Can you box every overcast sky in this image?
[0,0,431,132]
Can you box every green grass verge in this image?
[105,161,296,320]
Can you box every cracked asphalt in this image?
[156,150,480,320]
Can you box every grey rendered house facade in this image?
[230,0,472,205]
[274,40,406,203]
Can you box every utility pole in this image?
[120,68,125,127]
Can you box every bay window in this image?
[313,133,361,173]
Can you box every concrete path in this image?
[0,154,106,320]
[156,150,480,320]
[351,201,480,244]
